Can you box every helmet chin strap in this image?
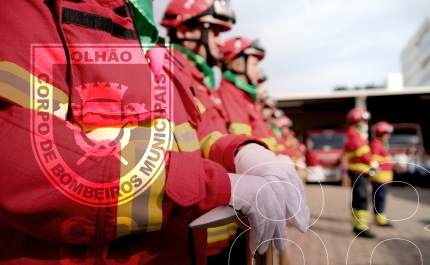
[169,24,217,67]
[201,25,216,67]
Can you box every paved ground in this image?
[287,184,430,265]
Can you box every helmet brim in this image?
[197,15,233,32]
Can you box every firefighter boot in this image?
[352,209,375,238]
[375,213,393,227]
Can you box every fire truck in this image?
[305,129,346,184]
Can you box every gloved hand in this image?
[229,173,287,255]
[278,154,294,163]
[369,160,380,176]
[235,143,310,233]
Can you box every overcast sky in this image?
[153,0,430,96]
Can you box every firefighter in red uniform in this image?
[217,36,265,135]
[370,121,394,227]
[161,1,241,259]
[160,0,232,133]
[344,108,379,238]
[280,115,297,156]
[258,92,277,122]
[161,4,307,262]
[217,36,287,154]
[280,116,293,139]
[216,36,301,263]
[0,1,306,264]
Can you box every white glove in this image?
[369,160,380,176]
[229,173,287,255]
[370,160,379,171]
[235,143,310,233]
[278,154,294,163]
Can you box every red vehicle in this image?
[305,129,346,183]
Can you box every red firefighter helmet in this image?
[160,0,235,32]
[273,108,284,118]
[374,121,393,137]
[219,36,265,62]
[280,115,293,128]
[346,108,371,124]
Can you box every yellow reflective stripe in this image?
[117,142,135,237]
[346,147,371,159]
[345,152,354,159]
[371,170,393,183]
[116,170,166,235]
[275,143,286,151]
[229,123,252,136]
[356,145,371,157]
[195,97,206,114]
[260,137,278,150]
[207,223,238,244]
[146,167,166,232]
[348,163,370,172]
[372,154,391,163]
[200,131,224,159]
[115,120,171,234]
[170,141,180,152]
[0,61,69,117]
[173,122,200,152]
[346,145,371,159]
[0,82,30,108]
[142,119,169,232]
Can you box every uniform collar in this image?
[376,137,390,149]
[222,70,258,102]
[171,43,215,89]
[129,0,158,55]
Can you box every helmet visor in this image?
[250,39,265,53]
[386,125,393,134]
[212,0,236,24]
[362,111,371,121]
[244,39,265,59]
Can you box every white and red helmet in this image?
[219,36,265,63]
[346,108,371,124]
[374,121,393,137]
[160,0,235,32]
[280,115,293,128]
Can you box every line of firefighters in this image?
[0,0,395,264]
[0,1,310,265]
[159,1,310,262]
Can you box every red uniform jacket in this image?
[170,48,229,135]
[169,50,266,256]
[217,79,285,154]
[344,127,372,174]
[370,139,393,183]
[0,1,258,264]
[167,50,235,257]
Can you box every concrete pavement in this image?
[287,184,430,265]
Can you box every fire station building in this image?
[274,86,430,153]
